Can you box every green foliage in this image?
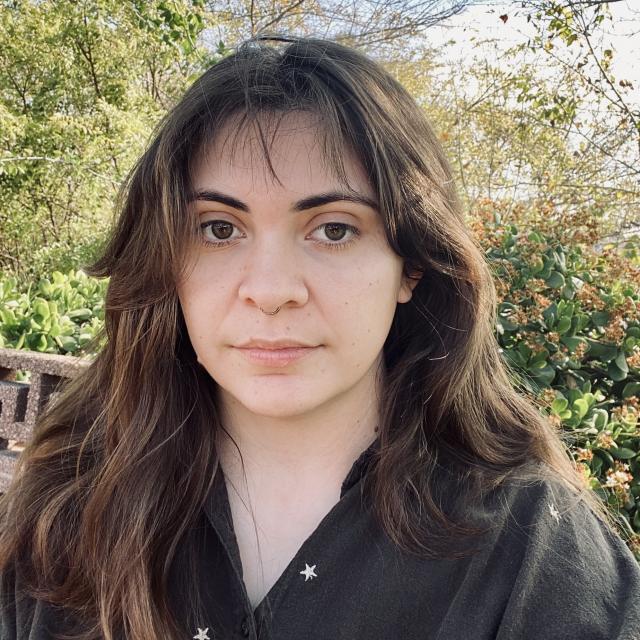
[477,204,640,556]
[0,269,107,354]
[0,0,214,284]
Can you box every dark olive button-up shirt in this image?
[165,443,640,640]
[2,442,640,639]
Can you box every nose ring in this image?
[260,306,281,315]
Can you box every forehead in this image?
[192,111,374,198]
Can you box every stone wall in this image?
[0,347,90,493]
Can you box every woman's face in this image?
[177,112,418,419]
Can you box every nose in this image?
[237,234,309,312]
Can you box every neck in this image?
[214,375,381,501]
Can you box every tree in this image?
[381,1,639,243]
[205,0,478,50]
[512,0,639,240]
[0,0,212,281]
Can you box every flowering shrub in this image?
[472,198,640,558]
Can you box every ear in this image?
[397,268,422,304]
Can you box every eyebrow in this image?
[190,189,378,213]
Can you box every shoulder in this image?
[490,465,631,554]
[480,465,640,639]
[482,463,638,578]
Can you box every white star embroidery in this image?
[193,628,210,640]
[300,563,318,581]
[548,502,561,524]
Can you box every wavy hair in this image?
[0,35,614,640]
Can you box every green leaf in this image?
[530,348,550,365]
[503,348,527,369]
[607,362,628,382]
[528,231,544,243]
[38,279,53,297]
[593,409,608,430]
[594,449,615,469]
[59,336,78,352]
[573,314,590,332]
[530,256,545,273]
[561,336,585,352]
[542,303,557,326]
[546,271,565,288]
[610,447,636,460]
[551,397,568,413]
[499,316,519,332]
[34,300,50,320]
[585,340,618,361]
[34,333,47,352]
[591,311,610,327]
[556,316,572,334]
[614,351,629,373]
[528,364,556,386]
[622,382,640,398]
[567,388,582,405]
[68,308,92,321]
[573,398,589,419]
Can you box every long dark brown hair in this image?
[0,35,615,640]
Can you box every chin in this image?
[238,399,320,419]
[229,381,331,419]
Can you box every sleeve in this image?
[0,560,67,640]
[494,476,640,640]
[0,563,17,640]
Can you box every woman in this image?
[1,36,639,640]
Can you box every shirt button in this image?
[240,616,250,637]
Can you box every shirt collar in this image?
[339,436,379,498]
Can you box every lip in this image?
[235,346,319,368]
[236,339,316,349]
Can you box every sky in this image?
[424,0,639,103]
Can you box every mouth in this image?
[234,346,320,368]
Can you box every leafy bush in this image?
[0,269,106,355]
[471,199,640,558]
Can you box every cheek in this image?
[334,269,400,355]
[177,276,224,351]
[179,258,230,313]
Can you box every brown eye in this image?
[323,223,349,242]
[309,222,361,251]
[201,220,234,240]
